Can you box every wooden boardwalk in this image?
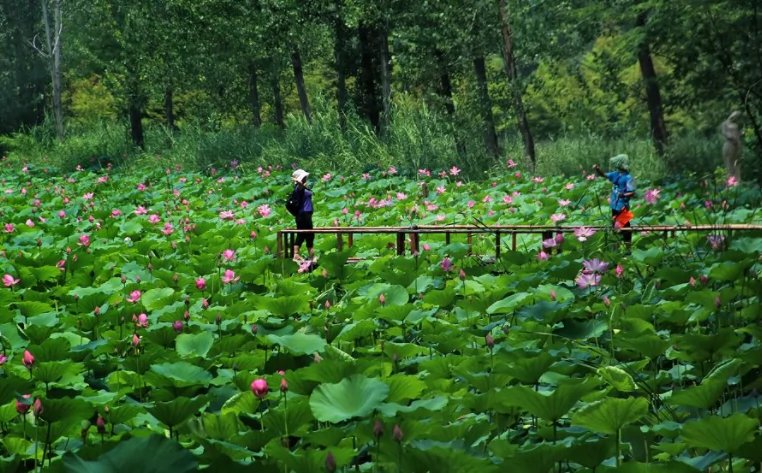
[276,224,762,259]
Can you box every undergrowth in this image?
[0,96,730,181]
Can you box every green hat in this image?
[610,154,629,172]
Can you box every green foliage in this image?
[0,114,762,471]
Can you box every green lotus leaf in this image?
[598,366,637,392]
[267,332,326,355]
[175,331,214,358]
[309,374,390,423]
[147,396,210,430]
[141,287,175,311]
[572,396,649,435]
[503,378,598,422]
[681,413,758,454]
[150,362,214,387]
[62,435,198,473]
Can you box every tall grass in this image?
[1,95,725,182]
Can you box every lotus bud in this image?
[393,424,404,443]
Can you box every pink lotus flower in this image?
[550,290,557,301]
[161,223,174,235]
[550,213,566,223]
[23,350,35,369]
[379,294,385,305]
[111,209,121,217]
[727,176,738,187]
[196,278,206,290]
[644,189,660,204]
[132,334,140,347]
[136,313,148,327]
[137,183,146,191]
[219,210,235,220]
[565,183,575,190]
[503,195,513,204]
[257,205,271,218]
[221,270,240,284]
[423,243,431,251]
[537,251,549,261]
[574,227,596,242]
[4,223,14,233]
[251,378,268,399]
[126,290,141,303]
[222,249,235,262]
[507,159,518,168]
[583,258,609,273]
[3,274,20,287]
[135,206,147,215]
[576,271,601,289]
[449,166,460,176]
[58,210,66,218]
[148,214,161,224]
[0,354,7,365]
[16,394,31,415]
[25,219,35,227]
[558,199,571,207]
[441,257,452,272]
[615,264,624,277]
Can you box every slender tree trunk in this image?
[358,25,380,132]
[291,45,312,123]
[378,28,393,132]
[129,101,144,149]
[498,0,536,170]
[335,15,349,131]
[635,11,668,156]
[41,0,64,141]
[435,49,466,156]
[271,70,285,129]
[249,63,261,127]
[164,86,177,133]
[332,0,349,131]
[473,56,500,158]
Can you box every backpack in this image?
[285,186,302,216]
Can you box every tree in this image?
[31,0,64,141]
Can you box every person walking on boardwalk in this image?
[291,169,316,264]
[593,154,636,253]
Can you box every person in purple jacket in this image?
[291,169,316,263]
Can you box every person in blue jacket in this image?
[593,154,636,253]
[291,169,316,263]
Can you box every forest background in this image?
[1,0,760,181]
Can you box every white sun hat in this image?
[292,169,309,181]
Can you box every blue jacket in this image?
[606,171,635,211]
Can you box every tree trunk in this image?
[271,70,285,129]
[377,28,393,132]
[435,49,466,155]
[291,45,312,123]
[498,0,536,170]
[164,86,177,133]
[358,25,380,132]
[249,63,261,127]
[473,56,500,159]
[41,0,64,141]
[635,11,668,156]
[335,15,349,131]
[129,101,144,149]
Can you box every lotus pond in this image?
[1,163,762,473]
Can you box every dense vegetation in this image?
[1,0,761,178]
[1,162,762,472]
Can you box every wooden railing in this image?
[276,224,762,259]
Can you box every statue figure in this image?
[721,111,743,182]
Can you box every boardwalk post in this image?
[410,232,420,255]
[467,233,472,256]
[512,233,517,251]
[348,233,354,248]
[495,231,501,259]
[337,232,344,251]
[277,231,283,258]
[396,232,405,255]
[445,233,451,246]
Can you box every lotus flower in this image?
[251,378,268,399]
[3,274,20,287]
[16,394,31,415]
[22,350,34,369]
[195,278,207,290]
[221,270,239,284]
[126,290,141,303]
